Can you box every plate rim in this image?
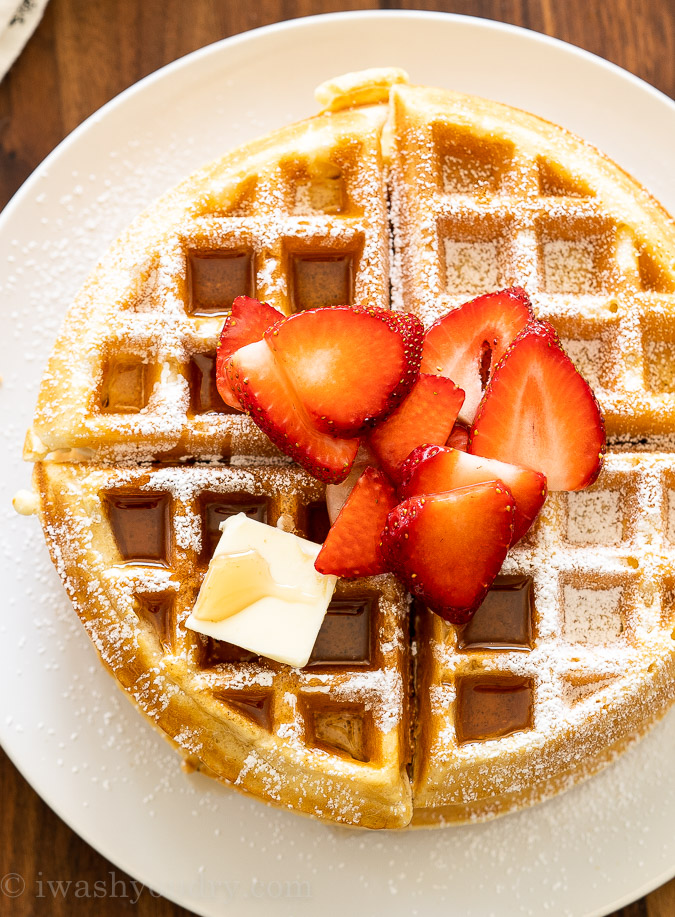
[3,8,675,227]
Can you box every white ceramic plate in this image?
[1,12,674,917]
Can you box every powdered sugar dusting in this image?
[567,490,622,543]
[563,339,604,391]
[542,239,600,294]
[444,240,498,294]
[562,585,624,643]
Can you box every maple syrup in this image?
[290,253,354,311]
[103,492,170,563]
[135,593,174,651]
[306,597,373,667]
[188,352,240,415]
[198,494,268,563]
[188,250,254,315]
[191,548,317,623]
[457,575,534,651]
[455,675,534,744]
[214,690,273,730]
[100,359,148,413]
[305,500,331,543]
[200,637,260,666]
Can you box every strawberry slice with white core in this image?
[399,444,547,545]
[368,374,464,480]
[421,287,533,425]
[379,483,515,624]
[226,339,358,484]
[469,320,606,491]
[315,467,397,578]
[265,306,424,436]
[216,296,285,409]
[325,442,379,524]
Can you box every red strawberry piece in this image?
[447,422,469,452]
[368,374,464,481]
[265,306,424,436]
[399,445,547,545]
[216,296,285,409]
[379,483,515,623]
[227,340,358,484]
[315,467,397,577]
[421,287,533,425]
[469,320,606,491]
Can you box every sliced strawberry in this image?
[447,422,469,452]
[399,445,547,544]
[227,340,358,483]
[315,467,397,577]
[421,287,533,425]
[265,306,424,436]
[469,320,606,491]
[216,296,285,409]
[368,374,464,480]
[379,483,515,623]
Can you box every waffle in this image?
[412,454,675,823]
[24,69,675,828]
[33,460,412,828]
[386,81,675,823]
[23,99,390,462]
[388,82,675,443]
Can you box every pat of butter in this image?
[185,513,337,668]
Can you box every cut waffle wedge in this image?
[388,81,675,443]
[412,454,675,824]
[23,68,675,828]
[33,461,412,829]
[24,100,390,463]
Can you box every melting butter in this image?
[185,513,337,669]
[192,548,317,623]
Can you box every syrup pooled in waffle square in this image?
[33,460,412,828]
[25,102,390,462]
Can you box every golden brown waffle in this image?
[412,454,675,824]
[384,80,675,823]
[34,460,412,828]
[387,82,675,443]
[24,100,389,462]
[24,69,675,828]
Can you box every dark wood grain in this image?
[1,1,674,914]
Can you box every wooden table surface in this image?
[1,1,674,914]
